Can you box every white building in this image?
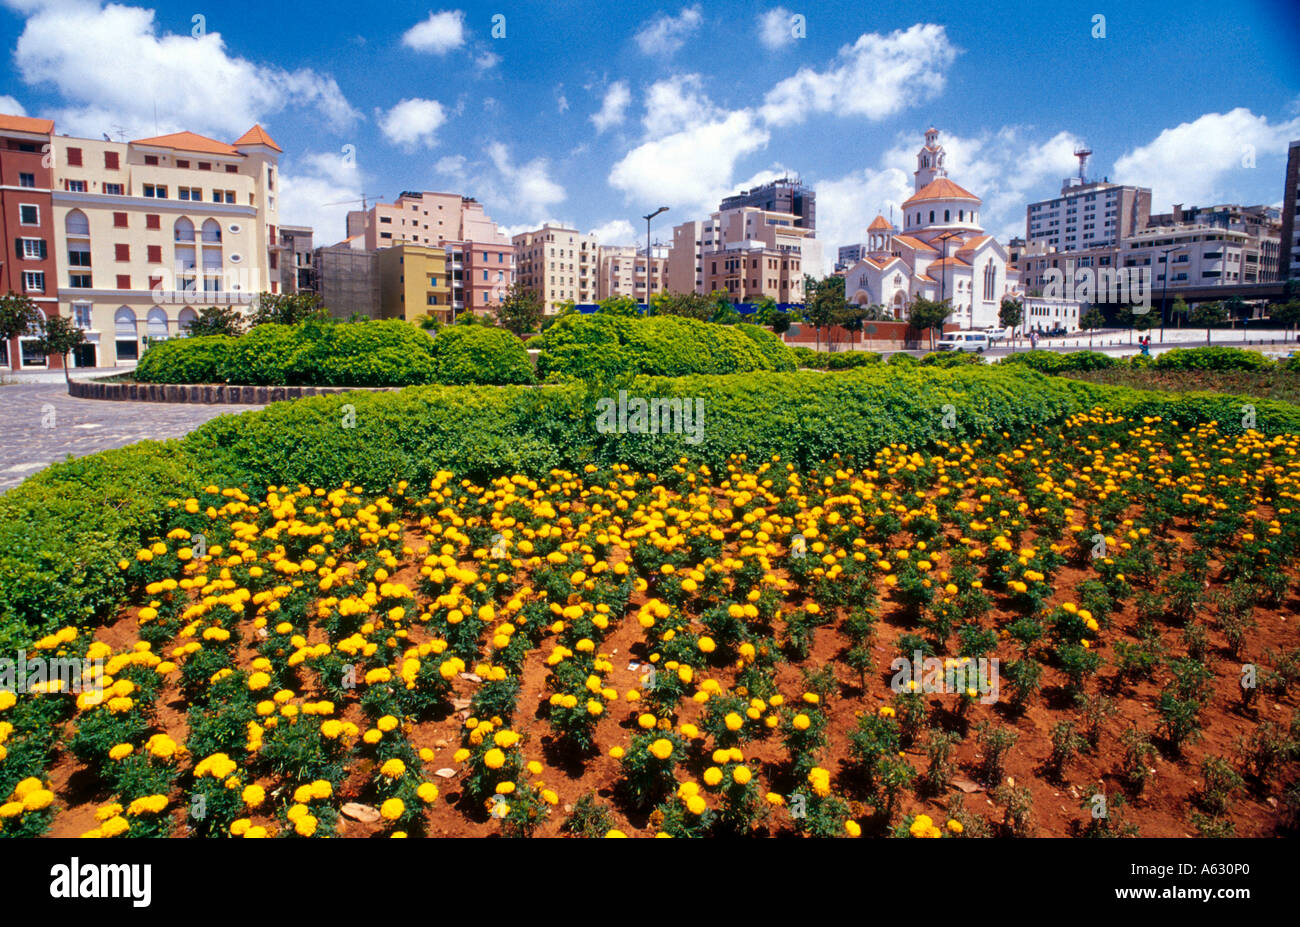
[842,127,1022,329]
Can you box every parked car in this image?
[936,331,991,353]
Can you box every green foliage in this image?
[135,336,235,383]
[431,325,535,385]
[494,283,544,336]
[1154,346,1274,371]
[250,291,327,327]
[184,305,247,338]
[219,320,440,386]
[1000,349,1116,372]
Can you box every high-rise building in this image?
[596,244,669,302]
[1,114,59,371]
[720,177,816,231]
[1277,140,1299,281]
[347,190,513,315]
[512,224,600,312]
[667,204,812,303]
[1025,148,1150,253]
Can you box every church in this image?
[843,127,1020,330]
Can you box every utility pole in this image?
[643,206,668,311]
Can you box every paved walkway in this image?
[0,382,263,492]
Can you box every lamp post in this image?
[643,206,669,310]
[1158,245,1183,344]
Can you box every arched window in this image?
[929,210,935,223]
[983,260,996,301]
[944,210,950,222]
[174,217,195,242]
[114,306,139,361]
[959,210,964,222]
[178,307,198,333]
[201,219,222,243]
[147,307,168,339]
[65,209,90,236]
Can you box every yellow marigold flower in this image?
[703,767,724,787]
[733,765,752,786]
[380,758,406,779]
[685,794,707,815]
[295,814,318,837]
[22,789,54,812]
[648,738,674,761]
[724,712,744,731]
[453,748,471,763]
[793,713,811,731]
[947,818,964,834]
[483,748,506,770]
[100,815,130,837]
[380,798,405,821]
[418,783,440,803]
[108,743,134,761]
[0,801,24,818]
[377,715,399,733]
[845,819,862,837]
[242,785,265,807]
[609,746,625,759]
[605,829,628,838]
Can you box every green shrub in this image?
[920,351,984,367]
[1000,350,1115,372]
[218,320,439,387]
[535,313,794,381]
[886,351,919,367]
[792,349,881,370]
[134,336,234,383]
[431,325,535,385]
[1154,346,1274,371]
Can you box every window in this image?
[174,217,195,242]
[144,154,158,166]
[20,340,46,367]
[146,214,160,230]
[223,190,235,204]
[67,147,83,166]
[103,183,124,195]
[144,184,167,198]
[176,160,190,169]
[178,187,201,201]
[104,151,119,169]
[147,245,162,263]
[266,167,274,189]
[68,246,91,267]
[73,304,92,330]
[67,180,87,192]
[69,273,92,288]
[19,204,39,225]
[113,212,128,228]
[198,162,211,171]
[116,274,131,289]
[23,271,45,292]
[115,243,130,261]
[19,238,46,259]
[114,307,138,360]
[200,219,221,243]
[225,164,238,173]
[19,172,35,187]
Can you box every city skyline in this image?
[1,0,1298,271]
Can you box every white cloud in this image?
[434,154,467,182]
[402,10,466,54]
[475,49,501,70]
[278,150,366,247]
[378,98,447,148]
[760,23,957,127]
[0,95,26,115]
[591,81,631,133]
[486,142,566,218]
[590,219,637,245]
[813,167,913,274]
[758,7,797,50]
[610,109,770,217]
[8,0,359,139]
[556,91,569,113]
[642,74,716,136]
[1113,108,1300,213]
[635,5,703,55]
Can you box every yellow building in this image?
[49,126,281,367]
[378,244,452,322]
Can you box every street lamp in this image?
[643,206,669,309]
[1158,245,1184,344]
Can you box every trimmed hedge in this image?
[535,314,796,381]
[920,351,985,367]
[790,347,882,370]
[1154,346,1274,371]
[8,365,1300,649]
[134,335,234,383]
[431,325,535,385]
[999,349,1117,372]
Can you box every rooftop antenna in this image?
[1074,146,1092,183]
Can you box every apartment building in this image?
[720,177,816,231]
[1121,223,1274,287]
[315,241,380,320]
[512,224,600,312]
[1147,203,1282,282]
[278,225,314,294]
[1,113,59,370]
[36,124,280,367]
[1282,140,1300,281]
[596,244,669,302]
[669,205,811,302]
[378,243,451,322]
[346,190,513,315]
[1026,176,1151,253]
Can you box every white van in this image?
[936,331,991,353]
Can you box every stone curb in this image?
[67,380,402,404]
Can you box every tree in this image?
[999,297,1023,351]
[1189,301,1226,345]
[1270,299,1300,341]
[1222,295,1248,326]
[654,291,715,321]
[1117,304,1154,345]
[836,303,866,350]
[1078,305,1106,348]
[250,291,327,327]
[1169,296,1190,329]
[802,274,845,352]
[186,305,247,337]
[32,313,86,383]
[906,296,952,351]
[597,295,640,317]
[494,282,545,335]
[0,292,42,365]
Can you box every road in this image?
[0,382,263,492]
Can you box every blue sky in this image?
[2,0,1297,269]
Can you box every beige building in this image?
[512,224,600,312]
[668,205,813,303]
[595,244,669,302]
[49,126,281,367]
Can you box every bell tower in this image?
[914,126,946,192]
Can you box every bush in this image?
[733,323,798,371]
[886,352,919,367]
[1000,350,1116,373]
[535,313,794,381]
[135,336,234,383]
[1154,346,1274,371]
[431,325,535,386]
[920,351,984,367]
[792,348,882,370]
[219,320,439,387]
